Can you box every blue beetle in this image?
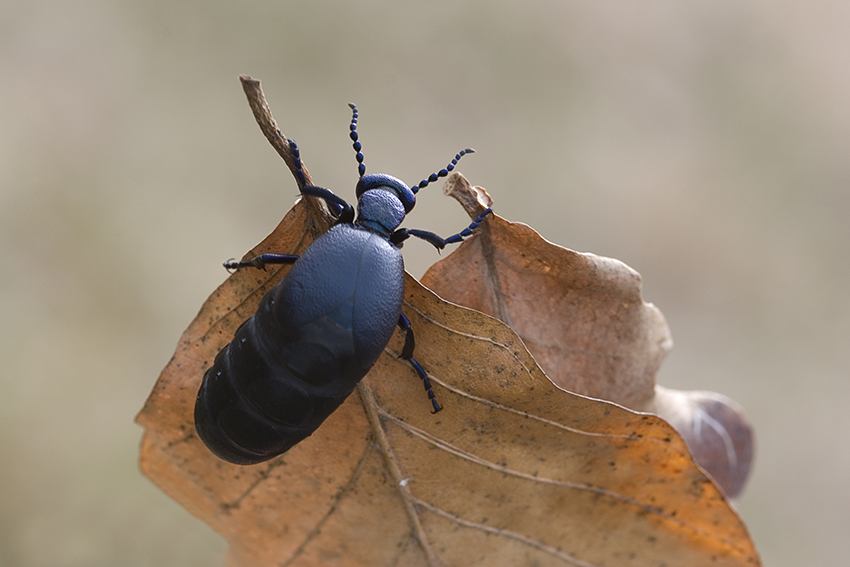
[194,104,491,465]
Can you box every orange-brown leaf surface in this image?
[136,77,760,567]
[421,174,754,500]
[136,199,759,566]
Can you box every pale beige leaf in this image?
[420,174,671,410]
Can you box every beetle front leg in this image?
[301,185,355,225]
[391,208,493,250]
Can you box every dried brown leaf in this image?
[420,173,754,499]
[136,78,759,566]
[136,201,759,567]
[420,174,671,409]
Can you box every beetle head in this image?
[356,173,416,213]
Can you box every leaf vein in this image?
[359,383,443,566]
[281,440,374,567]
[379,409,723,544]
[410,495,598,567]
[426,371,661,444]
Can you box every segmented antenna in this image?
[413,148,474,194]
[348,103,366,177]
[287,138,308,188]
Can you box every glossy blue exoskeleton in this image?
[194,104,492,465]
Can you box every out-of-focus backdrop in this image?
[1,1,847,565]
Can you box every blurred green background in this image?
[2,0,848,565]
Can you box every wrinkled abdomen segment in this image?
[194,290,368,465]
[194,225,405,465]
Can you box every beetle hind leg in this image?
[397,314,442,413]
[407,357,442,413]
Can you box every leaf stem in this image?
[239,75,331,230]
[357,383,443,567]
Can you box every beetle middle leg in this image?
[397,313,442,413]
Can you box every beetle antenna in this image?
[413,148,474,194]
[348,103,366,178]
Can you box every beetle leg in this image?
[408,357,442,413]
[397,313,416,359]
[287,135,353,223]
[301,185,355,224]
[397,314,442,413]
[391,228,440,249]
[443,208,493,244]
[223,253,299,271]
[391,208,493,251]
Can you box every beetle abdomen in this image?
[194,297,361,464]
[194,225,404,465]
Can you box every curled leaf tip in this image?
[444,172,494,216]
